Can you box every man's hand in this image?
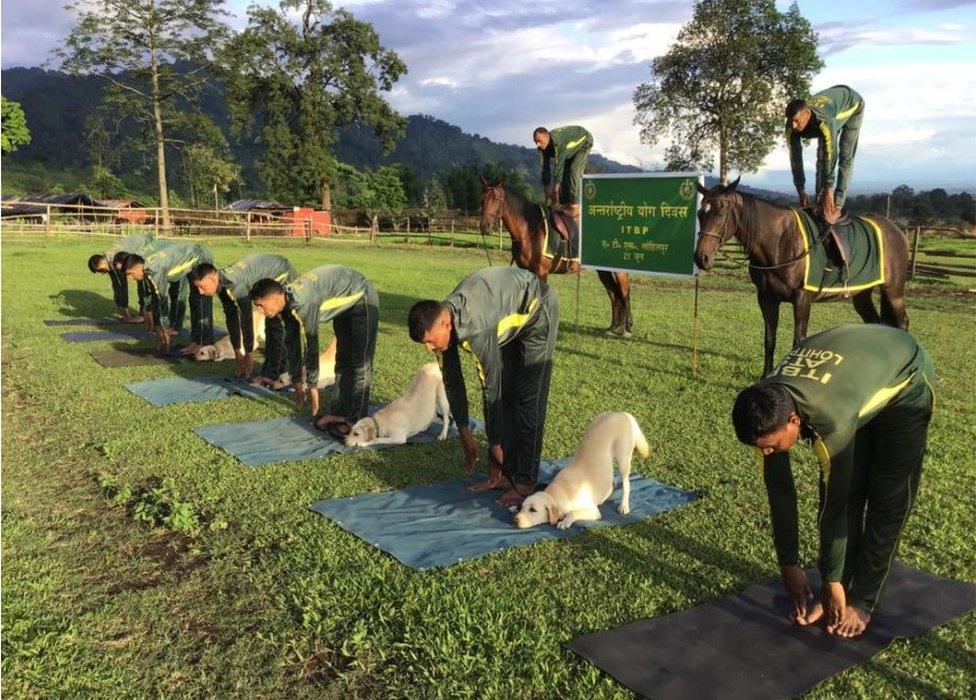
[309,387,320,417]
[249,375,275,388]
[488,443,504,470]
[549,185,560,202]
[798,191,810,208]
[459,427,479,473]
[821,581,847,631]
[234,351,254,377]
[180,343,202,356]
[821,188,839,223]
[155,326,175,351]
[143,311,155,330]
[781,565,814,624]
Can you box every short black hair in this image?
[785,99,807,119]
[88,254,107,273]
[731,383,796,445]
[250,278,285,301]
[124,253,145,271]
[112,251,129,270]
[407,300,445,342]
[188,262,218,283]
[532,126,549,138]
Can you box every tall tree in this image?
[1,96,31,153]
[633,0,822,183]
[56,0,228,226]
[224,0,407,209]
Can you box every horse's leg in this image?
[597,270,622,334]
[616,273,634,332]
[758,294,780,376]
[791,291,812,349]
[879,287,909,330]
[852,289,881,324]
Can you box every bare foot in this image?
[830,605,871,638]
[466,465,507,493]
[801,602,824,626]
[495,484,534,507]
[313,414,344,430]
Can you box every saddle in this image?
[805,207,853,279]
[549,208,577,243]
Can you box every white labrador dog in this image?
[345,362,451,447]
[513,412,649,530]
[193,309,267,361]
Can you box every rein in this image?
[700,216,832,271]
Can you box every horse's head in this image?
[694,176,742,270]
[479,176,506,234]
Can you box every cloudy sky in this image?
[2,0,974,193]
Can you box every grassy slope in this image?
[2,235,974,697]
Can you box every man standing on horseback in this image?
[534,125,593,220]
[732,325,935,639]
[786,85,864,223]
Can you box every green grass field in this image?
[2,234,974,697]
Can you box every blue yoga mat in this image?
[196,411,483,466]
[127,375,285,407]
[61,326,226,343]
[309,460,698,569]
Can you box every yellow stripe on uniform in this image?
[275,272,289,281]
[460,340,487,387]
[813,437,831,485]
[564,136,588,151]
[836,101,861,122]
[496,297,539,337]
[167,257,199,280]
[858,373,914,418]
[320,291,365,312]
[819,122,832,166]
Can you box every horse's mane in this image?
[733,189,794,245]
[502,185,545,231]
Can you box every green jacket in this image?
[788,85,863,194]
[218,254,299,353]
[281,265,372,382]
[440,267,551,443]
[541,125,593,189]
[106,235,158,311]
[759,325,934,582]
[142,243,214,327]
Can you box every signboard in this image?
[580,172,701,278]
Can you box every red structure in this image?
[284,207,331,237]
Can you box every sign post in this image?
[580,172,703,374]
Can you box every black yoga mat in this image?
[569,562,975,700]
[44,317,119,327]
[90,346,184,367]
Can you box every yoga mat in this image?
[62,326,225,343]
[90,347,184,367]
[196,411,484,467]
[309,460,698,570]
[127,375,284,407]
[568,562,976,700]
[44,317,119,327]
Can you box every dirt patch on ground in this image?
[107,530,208,595]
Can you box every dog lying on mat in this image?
[513,412,648,530]
[192,310,266,362]
[345,362,451,447]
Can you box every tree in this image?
[633,0,822,183]
[56,0,228,227]
[91,164,127,198]
[224,0,407,209]
[181,143,241,208]
[1,96,31,153]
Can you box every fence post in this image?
[450,219,455,247]
[371,215,378,244]
[154,208,160,237]
[245,212,252,243]
[910,226,921,278]
[405,215,410,244]
[305,218,312,245]
[45,204,52,237]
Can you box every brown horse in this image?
[693,178,909,374]
[479,180,633,336]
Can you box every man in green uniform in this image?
[249,265,378,436]
[533,125,593,218]
[732,325,935,638]
[124,242,215,354]
[87,235,161,321]
[786,85,864,222]
[189,254,299,378]
[407,267,559,507]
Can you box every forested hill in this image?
[0,66,638,181]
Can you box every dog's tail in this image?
[626,412,650,457]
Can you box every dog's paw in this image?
[617,502,631,516]
[556,519,573,530]
[437,433,449,442]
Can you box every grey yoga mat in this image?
[308,459,698,570]
[195,411,484,466]
[568,562,975,700]
[126,375,284,406]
